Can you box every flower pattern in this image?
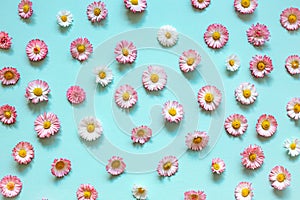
[224,114,248,137]
[246,23,270,47]
[70,37,93,61]
[280,7,300,31]
[87,1,108,23]
[269,166,291,190]
[285,55,300,75]
[249,55,273,78]
[235,82,258,105]
[26,39,48,62]
[142,65,167,91]
[0,175,22,198]
[241,144,264,169]
[124,0,147,13]
[0,31,12,49]
[179,49,201,72]
[256,114,278,138]
[157,155,178,177]
[204,23,229,49]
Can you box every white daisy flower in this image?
[284,138,300,157]
[142,65,167,91]
[132,185,148,200]
[157,25,178,47]
[56,10,73,27]
[235,82,258,105]
[226,54,240,71]
[94,66,113,87]
[78,116,103,141]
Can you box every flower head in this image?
[157,155,178,177]
[198,85,222,111]
[284,138,300,157]
[204,23,229,49]
[87,1,108,23]
[0,175,22,198]
[179,49,201,72]
[25,79,50,104]
[142,65,167,91]
[280,7,300,31]
[269,166,291,190]
[124,0,147,13]
[246,23,270,47]
[78,116,103,141]
[224,114,248,137]
[162,101,184,123]
[285,55,300,75]
[70,37,93,61]
[56,10,73,27]
[94,66,113,87]
[249,55,273,78]
[114,84,138,109]
[18,0,33,19]
[184,190,207,200]
[234,181,253,200]
[132,184,148,200]
[191,0,210,10]
[256,114,277,138]
[12,141,34,165]
[157,25,178,47]
[185,131,209,151]
[131,125,152,144]
[34,112,60,138]
[234,0,258,14]
[106,156,126,176]
[211,158,225,175]
[0,31,12,49]
[51,158,71,178]
[226,54,240,72]
[286,97,300,120]
[26,39,48,62]
[0,67,20,85]
[66,85,86,104]
[235,82,258,105]
[76,184,98,200]
[241,144,264,169]
[0,104,17,125]
[114,40,137,64]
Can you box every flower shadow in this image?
[28,57,48,69]
[38,133,60,149]
[212,173,225,183]
[273,188,288,198]
[242,165,263,177]
[0,48,14,55]
[15,162,32,175]
[126,10,146,24]
[236,12,257,22]
[27,100,49,114]
[164,121,179,134]
[58,26,72,35]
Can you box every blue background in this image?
[0,0,300,199]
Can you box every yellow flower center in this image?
[198,0,204,2]
[33,46,40,54]
[137,129,145,137]
[23,4,30,13]
[165,32,171,39]
[291,60,299,69]
[77,45,86,53]
[276,173,285,182]
[204,93,214,103]
[290,142,296,150]
[43,121,51,129]
[241,188,250,197]
[294,104,300,113]
[243,89,251,98]
[122,92,130,101]
[6,182,15,191]
[55,161,65,170]
[193,137,202,144]
[33,87,43,96]
[288,14,297,24]
[4,111,11,119]
[60,15,68,22]
[111,160,121,169]
[212,32,221,40]
[261,120,270,130]
[137,187,145,194]
[83,191,91,198]
[187,57,195,66]
[4,71,14,80]
[241,0,250,8]
[229,59,235,66]
[99,71,106,79]
[94,8,101,16]
[257,62,265,71]
[231,120,241,129]
[190,194,199,199]
[249,153,256,162]
[213,163,220,170]
[130,0,139,5]
[150,74,159,83]
[87,124,95,133]
[168,108,177,116]
[18,149,27,158]
[163,161,172,170]
[122,48,129,56]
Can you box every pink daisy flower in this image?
[0,175,22,198]
[124,0,147,13]
[184,190,206,200]
[157,155,178,177]
[185,131,209,151]
[235,82,258,105]
[131,125,152,144]
[162,101,184,123]
[234,182,253,200]
[211,158,225,175]
[0,67,20,85]
[179,49,201,72]
[256,114,278,138]
[26,39,48,62]
[142,65,167,91]
[198,85,222,111]
[18,0,33,19]
[106,156,126,176]
[25,79,50,104]
[249,55,273,78]
[204,23,229,49]
[280,7,300,31]
[269,166,291,190]
[70,37,93,62]
[34,112,60,138]
[0,31,12,49]
[285,55,300,75]
[114,40,137,64]
[286,97,300,120]
[0,104,17,125]
[114,84,138,109]
[86,1,108,23]
[66,85,86,104]
[234,0,258,14]
[191,0,210,10]
[241,144,264,170]
[224,114,248,137]
[12,141,34,165]
[246,23,270,47]
[76,184,98,200]
[51,158,71,178]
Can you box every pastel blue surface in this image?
[0,0,300,199]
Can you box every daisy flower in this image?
[184,190,206,200]
[162,100,184,123]
[87,1,108,23]
[235,82,258,105]
[142,65,167,91]
[106,156,126,176]
[0,175,22,198]
[114,40,137,64]
[131,125,152,144]
[286,97,300,120]
[249,55,273,78]
[285,55,300,75]
[56,10,73,27]
[269,166,291,190]
[34,112,60,138]
[124,0,147,13]
[157,155,178,177]
[18,0,33,19]
[191,0,210,10]
[76,184,98,200]
[224,114,248,137]
[51,158,71,178]
[179,49,201,72]
[234,0,258,14]
[0,31,12,49]
[185,131,209,151]
[26,39,48,62]
[256,114,278,138]
[280,7,300,31]
[12,141,34,165]
[78,116,103,141]
[66,85,86,104]
[204,23,229,49]
[211,158,225,175]
[284,138,300,157]
[0,104,17,125]
[0,67,20,85]
[246,23,270,47]
[94,66,113,87]
[157,25,178,47]
[240,144,264,170]
[114,84,138,109]
[132,184,147,200]
[234,182,253,200]
[70,37,93,62]
[25,79,50,104]
[226,54,240,72]
[197,85,222,111]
